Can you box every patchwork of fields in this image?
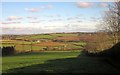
[1,33,86,52]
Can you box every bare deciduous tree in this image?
[102,1,120,44]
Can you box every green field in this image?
[2,51,119,73]
[51,33,78,37]
[15,33,78,40]
[15,34,55,39]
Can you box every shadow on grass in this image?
[3,51,120,75]
[84,42,120,71]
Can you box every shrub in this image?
[2,46,15,56]
[84,33,112,53]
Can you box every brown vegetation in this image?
[84,33,112,53]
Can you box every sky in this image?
[1,1,113,34]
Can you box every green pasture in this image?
[1,40,37,45]
[2,51,119,73]
[15,33,79,40]
[70,42,87,46]
[2,51,80,73]
[16,34,57,40]
[51,33,78,37]
[30,34,57,39]
[15,45,45,51]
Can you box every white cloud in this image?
[2,21,21,24]
[2,22,11,24]
[40,4,53,9]
[29,21,40,23]
[46,5,53,9]
[25,4,53,13]
[25,8,40,12]
[99,3,108,7]
[76,2,93,8]
[90,17,101,22]
[7,16,23,21]
[1,20,99,34]
[27,16,38,19]
[45,14,61,18]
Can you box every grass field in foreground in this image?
[2,51,120,73]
